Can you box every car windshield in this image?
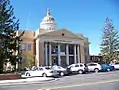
[58,66,62,69]
[45,67,51,70]
[88,63,97,66]
[52,65,63,70]
[38,68,43,70]
[115,62,119,64]
[101,64,108,66]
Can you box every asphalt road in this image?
[0,70,119,90]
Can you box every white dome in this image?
[40,8,57,31]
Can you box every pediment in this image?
[39,29,84,40]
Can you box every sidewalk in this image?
[0,76,55,85]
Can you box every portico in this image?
[44,42,80,66]
[35,28,89,67]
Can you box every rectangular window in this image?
[28,44,31,51]
[22,44,26,51]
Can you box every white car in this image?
[67,63,88,74]
[24,66,58,77]
[87,63,102,73]
[110,62,119,70]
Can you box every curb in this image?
[94,71,119,75]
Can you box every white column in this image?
[58,43,61,65]
[66,44,69,65]
[36,39,40,67]
[45,42,48,65]
[74,45,77,63]
[86,45,90,63]
[49,43,52,66]
[77,45,80,63]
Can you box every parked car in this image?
[52,65,68,76]
[101,64,115,72]
[87,63,102,73]
[110,62,119,70]
[67,63,88,74]
[20,67,29,75]
[23,66,58,77]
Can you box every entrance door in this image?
[69,56,74,65]
[61,56,66,67]
[52,56,58,66]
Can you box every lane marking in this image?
[38,89,51,90]
[38,79,119,90]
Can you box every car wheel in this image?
[107,68,110,72]
[26,73,31,76]
[42,73,47,77]
[94,68,99,73]
[78,70,83,74]
[60,72,64,76]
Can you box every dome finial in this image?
[46,8,50,16]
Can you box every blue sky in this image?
[10,0,119,55]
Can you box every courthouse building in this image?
[18,9,90,67]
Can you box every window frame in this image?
[75,64,79,67]
[80,64,83,67]
[22,44,26,51]
[28,44,31,51]
[88,63,97,66]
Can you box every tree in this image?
[0,0,24,72]
[100,17,119,63]
[24,56,35,68]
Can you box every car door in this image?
[57,66,62,71]
[79,64,84,70]
[37,68,44,76]
[32,67,43,76]
[87,63,96,71]
[115,63,119,69]
[31,70,39,76]
[74,64,80,71]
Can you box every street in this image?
[0,71,119,90]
